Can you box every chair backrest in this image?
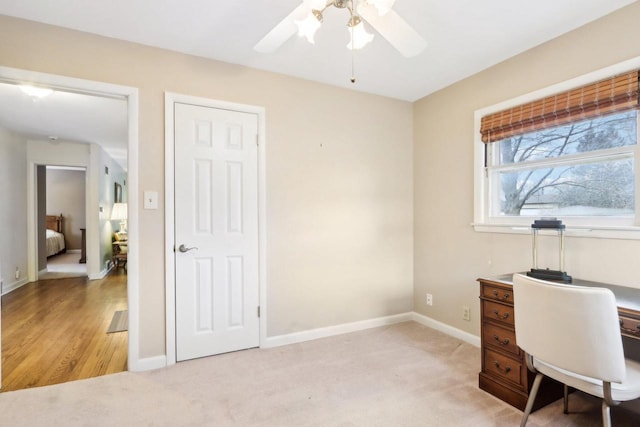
[512,273,626,383]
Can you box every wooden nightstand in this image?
[112,241,128,269]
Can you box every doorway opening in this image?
[40,165,88,280]
[0,66,139,390]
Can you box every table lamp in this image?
[111,202,128,234]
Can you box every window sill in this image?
[472,223,640,240]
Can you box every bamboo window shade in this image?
[480,70,640,143]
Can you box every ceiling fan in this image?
[254,0,427,58]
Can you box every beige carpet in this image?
[0,321,638,426]
[40,251,87,280]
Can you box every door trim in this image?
[164,93,267,365]
[0,65,141,372]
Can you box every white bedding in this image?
[46,229,66,257]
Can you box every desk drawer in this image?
[482,300,515,327]
[483,322,520,356]
[481,284,512,304]
[483,348,524,389]
[620,315,640,339]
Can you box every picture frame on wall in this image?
[114,182,122,203]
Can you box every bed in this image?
[45,214,66,257]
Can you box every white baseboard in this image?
[66,249,81,253]
[263,312,413,348]
[89,266,111,280]
[1,278,29,296]
[38,268,48,276]
[411,312,481,348]
[129,355,167,372]
[143,312,479,372]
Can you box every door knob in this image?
[178,244,198,253]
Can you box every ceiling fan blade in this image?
[359,4,427,58]
[254,3,310,53]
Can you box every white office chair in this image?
[512,273,640,427]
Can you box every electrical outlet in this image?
[426,293,433,306]
[463,305,470,321]
[15,267,20,280]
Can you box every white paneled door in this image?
[174,102,259,362]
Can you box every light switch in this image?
[144,191,158,209]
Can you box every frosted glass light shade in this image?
[347,21,374,50]
[295,12,322,43]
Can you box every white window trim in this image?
[473,57,640,240]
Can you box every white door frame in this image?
[0,66,142,371]
[31,163,89,280]
[164,93,267,365]
[28,150,93,281]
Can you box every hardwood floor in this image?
[1,269,128,392]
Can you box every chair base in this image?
[521,373,543,427]
[520,376,616,427]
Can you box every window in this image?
[491,111,636,218]
[475,64,640,237]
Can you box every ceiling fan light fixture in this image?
[347,16,374,50]
[254,0,427,65]
[366,0,396,16]
[295,9,323,43]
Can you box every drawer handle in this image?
[492,290,511,301]
[493,334,510,346]
[493,361,511,374]
[492,310,510,320]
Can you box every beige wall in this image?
[0,127,28,293]
[413,2,640,336]
[100,146,126,271]
[0,15,414,359]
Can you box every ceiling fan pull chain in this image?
[350,1,357,83]
[351,28,356,83]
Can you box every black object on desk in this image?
[527,218,571,283]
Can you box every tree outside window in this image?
[494,111,636,217]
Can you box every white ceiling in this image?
[0,0,635,167]
[0,82,128,170]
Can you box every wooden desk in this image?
[478,274,640,411]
